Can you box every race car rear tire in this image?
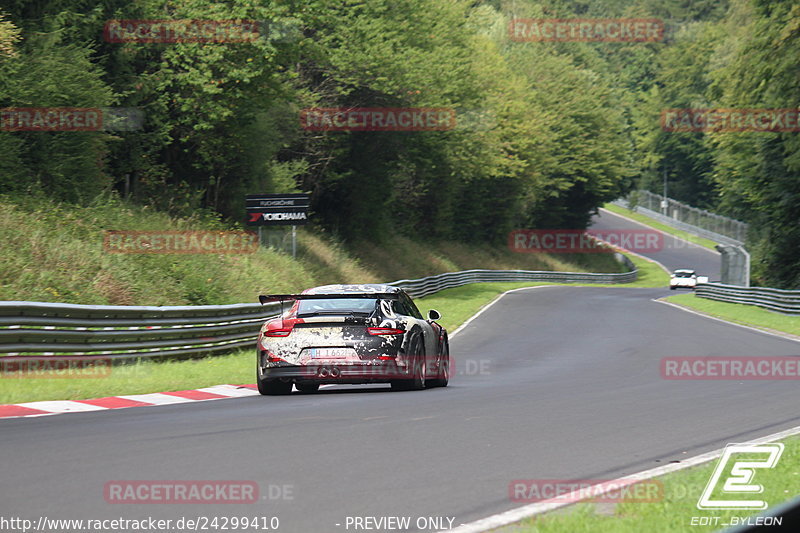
[258,378,292,395]
[257,365,293,395]
[391,335,426,391]
[430,339,449,388]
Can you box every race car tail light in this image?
[263,327,293,337]
[262,316,302,337]
[262,350,286,363]
[367,327,405,336]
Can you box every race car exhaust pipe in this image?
[330,367,341,378]
[318,367,329,378]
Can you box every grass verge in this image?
[0,193,623,305]
[664,293,800,337]
[494,435,800,533]
[603,203,719,252]
[617,253,670,288]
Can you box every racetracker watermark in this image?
[291,356,491,380]
[509,229,663,253]
[661,357,800,380]
[300,108,456,132]
[104,481,269,504]
[103,19,301,43]
[103,231,259,254]
[0,107,144,132]
[1,356,112,378]
[661,108,800,132]
[509,479,663,503]
[509,18,664,42]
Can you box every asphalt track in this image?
[2,222,797,533]
[590,208,721,279]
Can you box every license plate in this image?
[309,348,354,359]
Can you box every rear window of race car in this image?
[297,298,378,315]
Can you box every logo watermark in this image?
[295,355,487,378]
[300,108,456,132]
[454,108,496,131]
[661,357,800,380]
[509,229,663,253]
[289,356,491,380]
[509,18,664,42]
[342,516,456,531]
[0,107,144,132]
[103,19,301,43]
[690,516,783,527]
[661,108,800,132]
[103,231,259,254]
[697,443,784,511]
[509,479,663,503]
[1,356,112,378]
[0,516,281,532]
[104,481,292,504]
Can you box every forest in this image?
[0,0,798,287]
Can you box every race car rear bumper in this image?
[260,361,414,384]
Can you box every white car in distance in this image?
[670,269,698,290]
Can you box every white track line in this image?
[449,286,556,340]
[446,424,800,533]
[654,299,800,344]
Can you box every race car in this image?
[669,269,698,290]
[255,284,449,395]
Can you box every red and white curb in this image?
[0,384,260,419]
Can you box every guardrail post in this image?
[715,244,750,287]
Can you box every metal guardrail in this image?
[695,283,800,315]
[626,190,748,243]
[389,262,636,299]
[0,301,283,358]
[0,263,636,359]
[611,198,745,246]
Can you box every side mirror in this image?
[427,309,441,321]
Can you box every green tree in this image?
[707,0,800,287]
